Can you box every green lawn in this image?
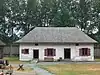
[3,56,19,61]
[3,56,29,64]
[41,64,100,75]
[95,58,100,62]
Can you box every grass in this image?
[95,58,100,62]
[41,64,100,75]
[12,66,33,72]
[3,56,19,61]
[3,56,30,64]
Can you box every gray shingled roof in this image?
[17,27,97,43]
[0,40,5,45]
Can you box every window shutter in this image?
[44,49,46,56]
[51,49,53,56]
[83,48,85,56]
[22,49,24,54]
[87,48,90,56]
[79,49,82,56]
[44,49,47,56]
[53,49,56,56]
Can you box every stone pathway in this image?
[28,64,54,75]
[37,61,100,65]
[14,71,36,75]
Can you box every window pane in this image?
[22,49,29,54]
[85,48,88,55]
[44,48,56,56]
[79,48,90,56]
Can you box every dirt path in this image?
[13,71,36,75]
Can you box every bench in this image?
[44,57,54,61]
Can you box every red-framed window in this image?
[22,49,29,54]
[44,48,56,56]
[79,48,90,56]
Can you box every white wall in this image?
[72,44,94,61]
[19,43,94,61]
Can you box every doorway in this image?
[64,48,71,59]
[33,49,39,59]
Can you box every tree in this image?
[91,0,100,42]
[0,0,100,43]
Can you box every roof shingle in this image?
[17,27,97,43]
[0,40,5,45]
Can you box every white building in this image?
[16,27,97,61]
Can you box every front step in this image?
[30,59,39,63]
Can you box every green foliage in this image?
[0,0,100,43]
